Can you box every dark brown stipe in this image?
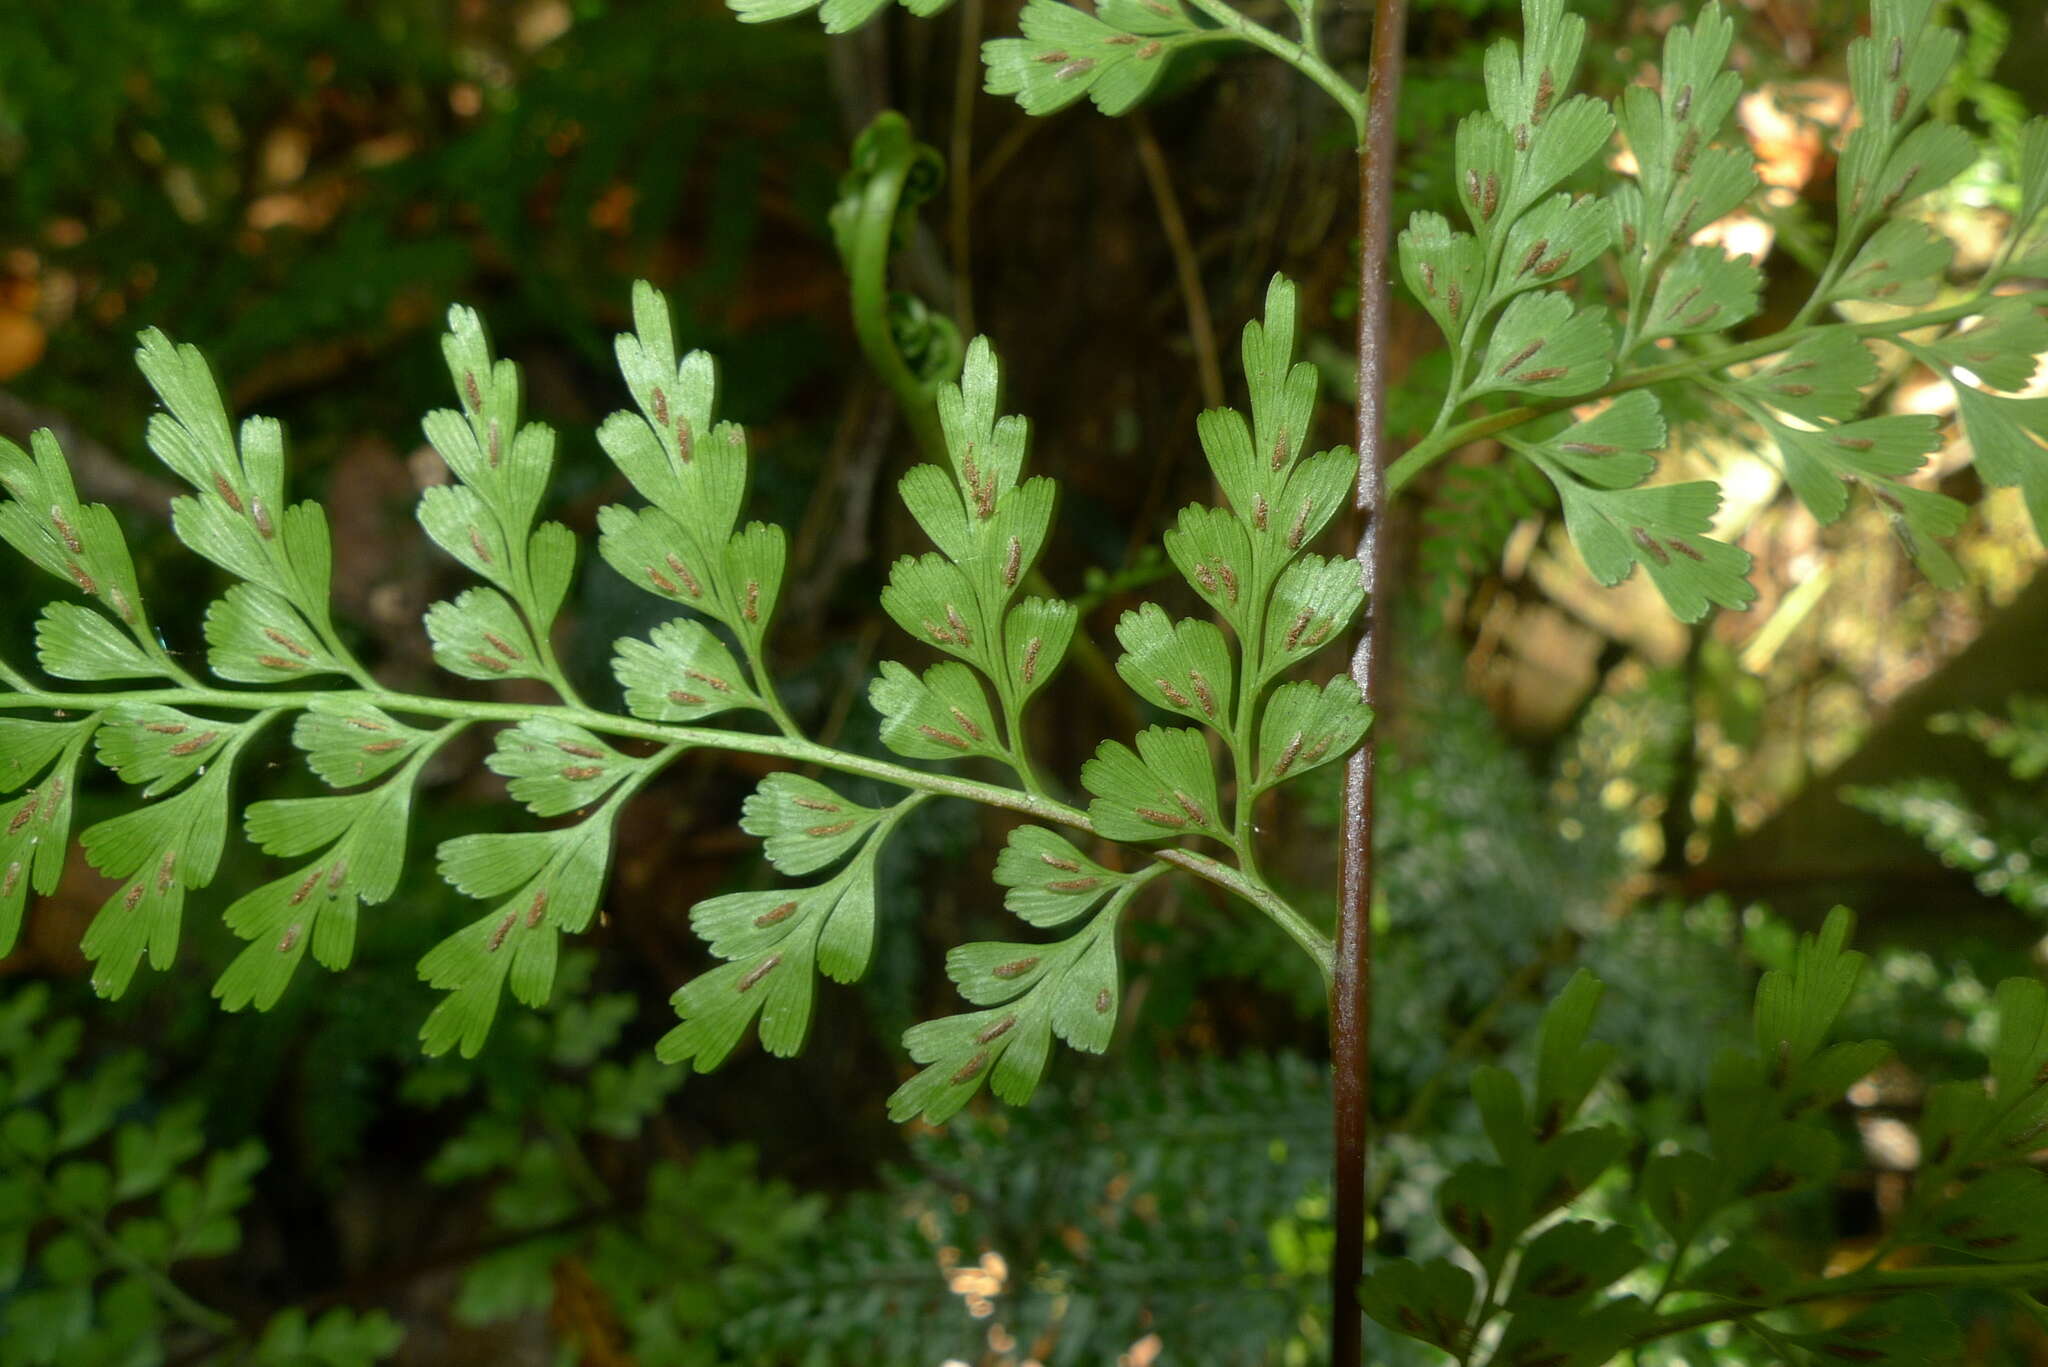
[737,954,782,992]
[556,740,606,758]
[481,632,523,660]
[667,690,705,706]
[252,497,274,539]
[948,707,985,742]
[951,1050,990,1084]
[278,925,300,954]
[1156,678,1193,709]
[1284,609,1314,651]
[560,765,604,781]
[264,627,313,658]
[144,721,188,734]
[488,911,517,951]
[123,882,146,911]
[917,724,971,750]
[1631,528,1670,564]
[290,869,323,906]
[1135,806,1188,827]
[1271,732,1306,779]
[1022,637,1043,684]
[1046,877,1100,892]
[169,732,219,756]
[1498,339,1544,376]
[991,957,1040,980]
[467,652,510,674]
[1189,671,1217,716]
[257,654,305,671]
[805,819,859,837]
[1003,536,1022,588]
[362,738,406,754]
[975,1015,1017,1044]
[754,901,797,928]
[744,582,761,623]
[651,387,669,427]
[1137,39,1162,59]
[464,371,483,412]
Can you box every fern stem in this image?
[1181,0,1367,140]
[1628,1259,2048,1349]
[1384,295,1991,496]
[1333,0,1409,1359]
[0,1134,238,1338]
[0,681,1327,975]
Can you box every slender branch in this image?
[1383,296,1990,496]
[1628,1260,2048,1349]
[1333,0,1406,1362]
[1131,112,1226,412]
[1181,0,1367,140]
[0,681,1330,976]
[0,1136,238,1338]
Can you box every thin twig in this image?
[1333,0,1408,1361]
[1131,112,1226,411]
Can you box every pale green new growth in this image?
[0,271,1368,1130]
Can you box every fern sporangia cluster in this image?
[5,0,2048,1359]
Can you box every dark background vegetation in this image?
[2,0,2047,1362]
